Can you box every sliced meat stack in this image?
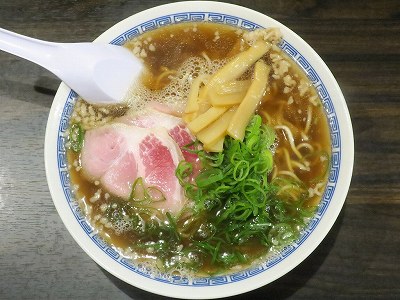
[80,108,197,214]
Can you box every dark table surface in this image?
[0,0,399,299]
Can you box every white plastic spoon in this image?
[0,28,143,105]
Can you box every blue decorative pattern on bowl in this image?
[56,12,340,286]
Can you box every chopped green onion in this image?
[68,123,85,152]
[195,168,224,187]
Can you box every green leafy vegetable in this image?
[68,123,85,152]
[128,177,166,204]
[174,115,314,272]
[104,180,182,266]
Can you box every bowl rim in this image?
[45,1,354,298]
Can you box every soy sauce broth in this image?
[67,22,331,276]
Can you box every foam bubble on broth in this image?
[113,218,133,235]
[124,56,228,115]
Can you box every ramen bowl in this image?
[45,1,354,298]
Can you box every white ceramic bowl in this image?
[45,1,354,298]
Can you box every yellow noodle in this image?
[259,110,272,125]
[275,125,303,159]
[277,186,303,202]
[304,105,313,134]
[290,160,311,171]
[201,51,212,65]
[271,164,278,180]
[300,131,309,141]
[297,142,314,152]
[283,148,294,172]
[282,119,300,137]
[278,170,301,182]
[277,185,296,195]
[155,68,176,88]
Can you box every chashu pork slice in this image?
[116,107,198,165]
[80,123,185,214]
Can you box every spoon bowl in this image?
[0,28,143,104]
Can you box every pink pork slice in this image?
[80,123,185,214]
[117,108,198,165]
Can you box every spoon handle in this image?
[0,27,143,104]
[0,28,108,81]
[0,28,59,73]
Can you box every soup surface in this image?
[66,22,330,277]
